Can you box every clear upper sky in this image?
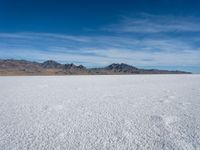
[0,0,200,73]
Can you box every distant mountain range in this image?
[0,59,191,75]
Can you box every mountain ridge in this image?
[0,59,191,75]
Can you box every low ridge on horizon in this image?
[0,59,191,76]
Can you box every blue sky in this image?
[0,0,200,73]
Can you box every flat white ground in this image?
[0,75,200,150]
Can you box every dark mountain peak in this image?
[77,65,86,70]
[42,60,60,65]
[64,63,76,69]
[107,63,138,69]
[105,63,139,73]
[64,63,86,70]
[41,60,62,69]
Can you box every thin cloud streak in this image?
[102,14,200,33]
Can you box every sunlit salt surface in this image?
[0,75,200,150]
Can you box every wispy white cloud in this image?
[102,14,200,33]
[1,47,199,67]
[0,30,200,68]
